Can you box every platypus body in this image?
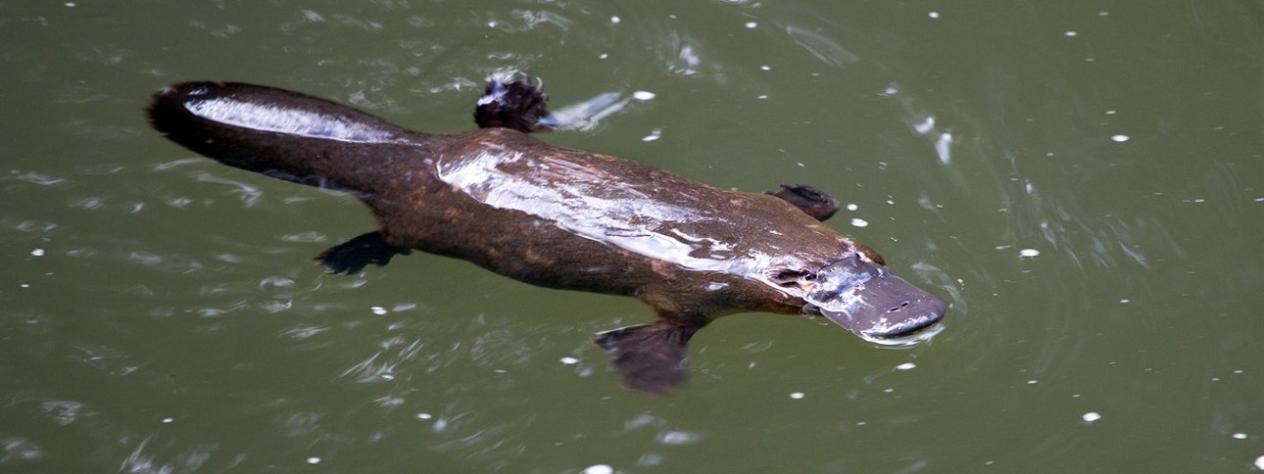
[147,79,946,393]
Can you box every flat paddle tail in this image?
[146,81,429,194]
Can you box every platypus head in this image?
[800,246,946,343]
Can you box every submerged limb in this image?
[767,184,840,221]
[316,231,410,275]
[594,319,703,394]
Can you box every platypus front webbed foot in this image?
[474,77,551,133]
[316,231,410,275]
[767,184,840,221]
[594,320,702,394]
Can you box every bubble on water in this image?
[760,65,772,71]
[657,431,702,445]
[850,218,869,228]
[161,417,174,424]
[1064,31,1078,37]
[928,11,940,19]
[789,392,805,399]
[638,453,664,467]
[745,21,758,29]
[1110,134,1130,143]
[1098,10,1110,16]
[757,94,768,100]
[560,357,579,365]
[632,91,656,101]
[846,203,859,211]
[1120,298,1131,304]
[896,362,916,371]
[1019,248,1040,258]
[1081,412,1102,423]
[610,16,621,24]
[935,132,954,163]
[306,457,321,464]
[582,464,614,474]
[598,53,608,60]
[416,412,432,420]
[1232,433,1247,440]
[913,116,935,135]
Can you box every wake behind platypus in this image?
[146,78,945,393]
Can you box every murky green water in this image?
[3,1,1263,472]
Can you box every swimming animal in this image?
[146,78,946,393]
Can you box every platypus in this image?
[146,78,946,393]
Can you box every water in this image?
[3,1,1263,472]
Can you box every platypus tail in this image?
[146,81,428,194]
[473,77,551,133]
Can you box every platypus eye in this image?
[770,269,814,287]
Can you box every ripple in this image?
[40,400,91,426]
[281,231,327,243]
[15,171,67,187]
[1,436,44,462]
[656,430,702,445]
[281,325,329,340]
[785,25,859,68]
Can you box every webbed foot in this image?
[474,77,551,133]
[768,184,840,221]
[594,320,701,394]
[316,231,410,275]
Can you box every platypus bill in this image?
[146,78,946,393]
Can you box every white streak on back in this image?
[185,97,400,143]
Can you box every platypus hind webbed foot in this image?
[316,231,410,275]
[594,320,701,394]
